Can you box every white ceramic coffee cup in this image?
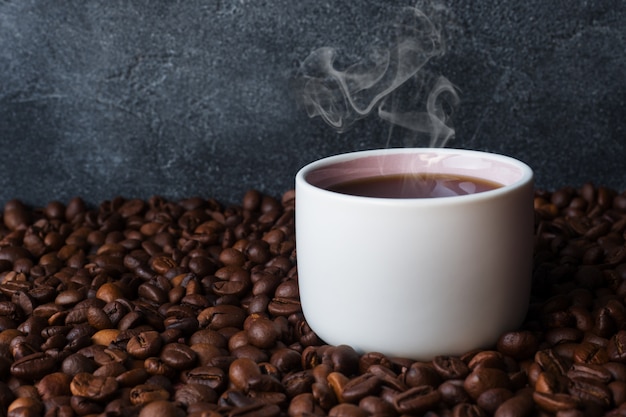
[295,148,534,360]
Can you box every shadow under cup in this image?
[295,148,535,360]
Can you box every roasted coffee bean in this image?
[10,352,57,380]
[536,349,570,375]
[567,363,612,383]
[341,373,382,403]
[439,379,471,406]
[282,370,315,398]
[476,387,514,415]
[404,361,442,387]
[573,342,610,365]
[610,380,626,406]
[354,396,394,417]
[116,367,150,387]
[536,370,568,395]
[270,347,302,374]
[268,297,301,317]
[160,342,197,370]
[229,357,263,392]
[70,395,104,415]
[288,392,325,417]
[393,385,441,414]
[129,383,170,406]
[137,400,185,417]
[468,350,508,371]
[144,356,176,378]
[433,355,470,380]
[62,353,97,376]
[327,403,369,417]
[70,372,118,402]
[198,305,247,329]
[568,376,612,408]
[6,398,42,417]
[246,316,279,349]
[463,368,511,400]
[452,403,488,417]
[36,372,72,400]
[182,366,227,391]
[494,388,534,417]
[533,391,581,414]
[368,364,407,392]
[608,331,626,362]
[126,330,161,359]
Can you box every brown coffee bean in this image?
[404,361,442,387]
[70,395,104,415]
[608,331,626,362]
[62,353,97,376]
[432,355,470,380]
[327,371,350,403]
[87,306,113,330]
[288,393,325,417]
[605,362,626,381]
[567,363,613,383]
[3,199,31,231]
[282,370,315,398]
[533,391,581,414]
[463,368,511,400]
[181,366,227,391]
[439,379,471,406]
[610,380,626,406]
[229,357,262,391]
[494,388,534,417]
[8,403,44,417]
[341,373,382,403]
[126,330,162,359]
[536,349,570,375]
[137,400,185,417]
[323,403,366,417]
[160,342,197,370]
[95,283,125,303]
[477,387,514,415]
[36,372,72,400]
[268,297,302,316]
[368,364,407,392]
[452,403,488,417]
[91,328,120,346]
[545,327,584,346]
[144,356,176,378]
[393,385,441,414]
[573,342,610,365]
[129,383,170,406]
[270,347,302,374]
[70,372,118,402]
[568,376,612,408]
[324,344,360,376]
[468,350,508,371]
[10,352,57,380]
[116,367,150,387]
[198,305,246,329]
[174,383,218,408]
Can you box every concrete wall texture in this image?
[0,0,624,206]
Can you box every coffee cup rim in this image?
[295,148,534,204]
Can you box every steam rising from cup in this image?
[293,3,459,148]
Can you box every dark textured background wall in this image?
[0,0,624,207]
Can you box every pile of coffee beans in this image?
[0,183,625,417]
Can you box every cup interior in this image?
[304,149,531,193]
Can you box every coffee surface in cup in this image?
[325,173,503,198]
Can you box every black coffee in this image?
[325,173,502,198]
